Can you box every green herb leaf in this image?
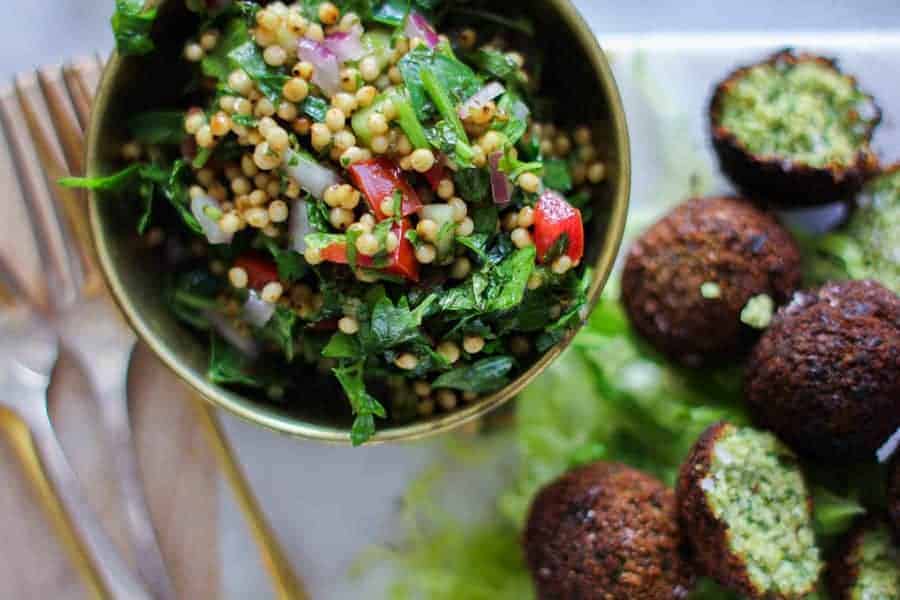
[466,49,518,81]
[300,96,330,122]
[456,234,490,262]
[322,332,362,359]
[364,294,437,350]
[345,228,362,270]
[398,45,480,124]
[232,113,259,128]
[258,306,298,362]
[453,168,490,204]
[128,110,186,145]
[111,0,158,56]
[208,334,262,387]
[59,164,143,190]
[484,246,536,312]
[432,356,515,393]
[333,361,387,446]
[542,159,572,193]
[203,18,289,104]
[493,92,529,146]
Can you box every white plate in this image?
[219,30,900,600]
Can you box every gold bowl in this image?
[87,0,630,444]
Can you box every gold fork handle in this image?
[16,398,152,600]
[0,409,106,599]
[193,401,309,600]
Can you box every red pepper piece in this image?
[234,254,280,290]
[320,219,419,282]
[347,158,422,221]
[533,190,585,264]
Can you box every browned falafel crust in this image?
[524,461,694,600]
[621,196,802,367]
[710,49,880,208]
[744,279,900,461]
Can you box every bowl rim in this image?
[87,0,630,445]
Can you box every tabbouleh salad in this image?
[71,0,608,444]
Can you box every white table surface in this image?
[3,2,900,599]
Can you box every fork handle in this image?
[99,383,177,600]
[23,404,152,600]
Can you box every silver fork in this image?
[0,67,172,599]
[0,266,151,600]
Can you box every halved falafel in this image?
[711,49,880,208]
[677,422,823,599]
[621,196,802,367]
[524,461,694,599]
[744,279,900,461]
[828,518,900,599]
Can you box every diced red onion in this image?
[191,196,233,245]
[458,82,505,119]
[289,197,312,254]
[877,427,900,463]
[405,11,439,49]
[243,290,276,328]
[489,152,512,206]
[284,149,341,200]
[297,39,340,96]
[323,24,366,63]
[207,312,260,359]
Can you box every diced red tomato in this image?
[533,190,584,264]
[320,219,419,282]
[347,158,422,221]
[234,254,280,289]
[423,160,446,191]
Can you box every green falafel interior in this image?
[806,167,900,292]
[703,426,823,596]
[851,525,900,600]
[719,56,878,168]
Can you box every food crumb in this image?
[740,294,775,329]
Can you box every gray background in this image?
[2,2,900,599]
[3,0,900,78]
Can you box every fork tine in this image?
[37,69,84,175]
[34,68,104,296]
[10,74,87,302]
[62,65,93,130]
[0,85,79,310]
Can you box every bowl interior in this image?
[88,0,630,443]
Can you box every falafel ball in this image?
[621,196,802,367]
[524,461,694,600]
[890,456,900,539]
[744,279,900,461]
[710,49,881,208]
[828,518,900,599]
[677,422,823,599]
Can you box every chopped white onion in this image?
[404,11,439,48]
[323,24,366,63]
[284,149,341,200]
[877,427,900,463]
[243,291,276,328]
[289,197,312,254]
[297,38,340,96]
[488,151,512,206]
[207,312,260,359]
[458,82,505,119]
[191,195,233,245]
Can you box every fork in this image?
[0,73,169,598]
[15,57,309,600]
[0,268,151,599]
